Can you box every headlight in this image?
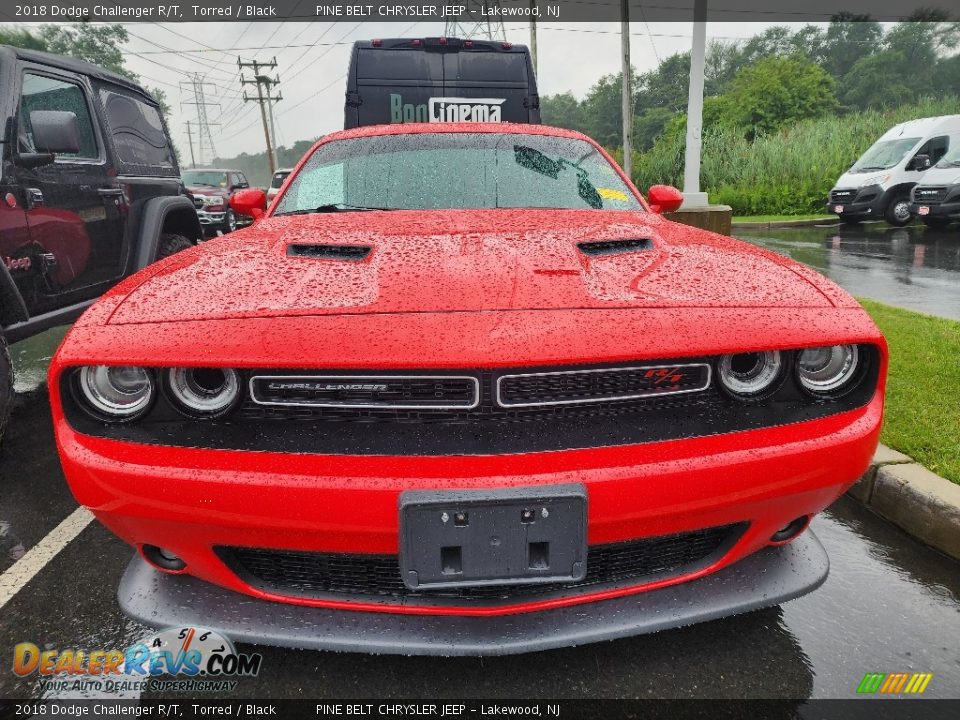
[166,368,240,417]
[797,345,860,396]
[717,351,784,400]
[78,366,153,420]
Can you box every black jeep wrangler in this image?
[0,46,202,442]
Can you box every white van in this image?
[827,115,960,226]
[909,143,960,228]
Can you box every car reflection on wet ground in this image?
[735,222,960,320]
[1,223,958,700]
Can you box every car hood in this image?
[187,186,228,197]
[108,209,838,325]
[915,167,960,186]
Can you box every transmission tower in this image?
[239,57,282,174]
[180,74,220,167]
[444,0,507,41]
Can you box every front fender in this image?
[133,196,202,271]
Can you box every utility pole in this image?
[185,120,196,168]
[621,0,632,179]
[529,0,538,77]
[265,77,282,171]
[239,57,281,175]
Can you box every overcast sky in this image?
[84,21,827,160]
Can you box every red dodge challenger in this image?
[50,123,886,655]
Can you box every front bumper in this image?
[119,529,829,655]
[910,201,960,221]
[825,185,887,220]
[57,389,882,617]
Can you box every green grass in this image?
[859,299,960,484]
[732,214,835,223]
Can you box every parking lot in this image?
[735,222,960,321]
[1,224,959,701]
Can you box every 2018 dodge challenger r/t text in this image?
[49,123,887,655]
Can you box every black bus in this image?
[344,37,540,129]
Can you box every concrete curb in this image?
[846,444,960,561]
[731,218,838,229]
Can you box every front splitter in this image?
[118,530,828,656]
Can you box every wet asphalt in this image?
[0,224,958,700]
[735,222,960,321]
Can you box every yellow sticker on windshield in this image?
[597,187,628,202]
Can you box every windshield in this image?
[182,170,228,187]
[270,171,291,189]
[935,143,960,168]
[850,137,921,173]
[272,133,643,215]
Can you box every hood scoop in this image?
[577,238,654,257]
[287,244,371,261]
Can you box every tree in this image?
[840,50,915,110]
[579,72,627,149]
[721,57,838,137]
[635,53,691,113]
[884,11,960,69]
[39,24,132,78]
[633,107,675,151]
[817,14,883,79]
[540,93,588,135]
[0,27,49,51]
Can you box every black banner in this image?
[0,0,957,24]
[1,700,960,720]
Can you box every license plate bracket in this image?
[399,484,587,590]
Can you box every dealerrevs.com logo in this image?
[13,627,262,693]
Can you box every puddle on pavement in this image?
[10,326,68,393]
[735,223,960,320]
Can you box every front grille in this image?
[63,347,881,456]
[497,364,710,407]
[218,523,745,606]
[913,186,948,204]
[830,189,857,203]
[249,375,480,409]
[238,369,716,424]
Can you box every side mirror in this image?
[14,152,55,169]
[30,110,81,154]
[910,154,931,171]
[230,188,267,220]
[647,185,684,214]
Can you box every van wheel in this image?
[884,194,912,226]
[157,233,194,260]
[0,333,12,448]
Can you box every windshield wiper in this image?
[854,166,889,172]
[277,203,396,215]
